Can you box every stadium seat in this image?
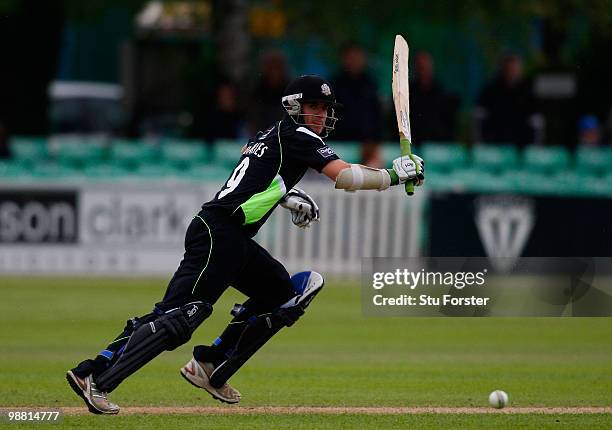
[451,169,512,192]
[506,169,568,196]
[551,170,591,196]
[522,145,570,174]
[83,163,131,179]
[0,160,30,179]
[110,139,160,170]
[212,139,245,167]
[186,163,233,181]
[327,141,361,164]
[383,142,442,165]
[472,144,519,173]
[424,169,468,192]
[134,162,182,178]
[604,174,612,195]
[575,145,612,176]
[473,176,516,193]
[9,136,48,166]
[421,142,468,173]
[161,139,209,169]
[581,175,612,197]
[50,137,106,168]
[31,161,82,179]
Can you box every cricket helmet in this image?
[282,75,341,137]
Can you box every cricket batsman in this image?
[66,75,425,414]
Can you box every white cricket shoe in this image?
[180,357,241,404]
[66,370,120,415]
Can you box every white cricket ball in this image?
[488,390,509,409]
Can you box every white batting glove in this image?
[392,154,425,186]
[280,187,320,228]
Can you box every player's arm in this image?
[321,159,351,180]
[322,157,424,191]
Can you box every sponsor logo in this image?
[187,304,198,317]
[321,83,331,96]
[0,191,77,243]
[475,196,535,272]
[317,147,336,158]
[81,193,191,244]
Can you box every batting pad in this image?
[209,271,324,388]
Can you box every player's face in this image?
[302,102,329,135]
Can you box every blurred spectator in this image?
[194,80,245,144]
[331,43,383,166]
[476,54,536,147]
[247,51,290,134]
[409,51,459,143]
[578,115,601,147]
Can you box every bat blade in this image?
[392,35,411,141]
[392,34,414,195]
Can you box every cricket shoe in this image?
[180,357,241,404]
[66,370,120,415]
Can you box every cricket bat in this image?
[392,34,416,195]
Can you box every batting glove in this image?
[280,187,320,228]
[392,154,425,186]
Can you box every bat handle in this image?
[400,137,415,196]
[405,181,414,195]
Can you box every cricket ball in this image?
[488,390,509,409]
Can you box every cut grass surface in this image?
[1,277,611,416]
[4,413,612,430]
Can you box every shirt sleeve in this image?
[285,127,340,172]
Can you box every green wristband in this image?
[387,169,400,186]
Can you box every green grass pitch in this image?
[1,277,610,429]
